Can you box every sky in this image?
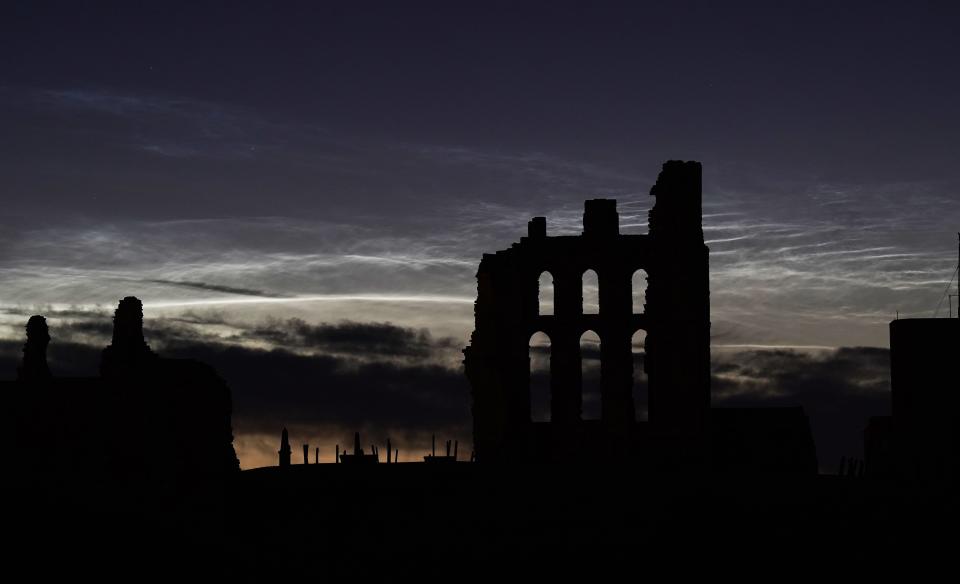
[1,1,958,469]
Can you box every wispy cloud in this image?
[39,89,190,117]
[143,279,290,298]
[404,143,650,195]
[697,179,960,345]
[3,172,957,350]
[0,214,482,343]
[32,88,287,160]
[2,87,958,349]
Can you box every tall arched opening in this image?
[632,269,648,314]
[580,330,602,420]
[632,329,648,421]
[582,269,599,314]
[529,331,551,422]
[538,272,554,316]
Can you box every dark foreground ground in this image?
[4,464,959,577]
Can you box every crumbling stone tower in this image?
[464,160,710,462]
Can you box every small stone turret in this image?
[17,315,51,381]
[100,296,158,377]
[583,198,619,237]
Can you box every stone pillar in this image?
[18,315,51,381]
[601,329,635,432]
[278,428,291,467]
[550,330,582,424]
[100,296,157,377]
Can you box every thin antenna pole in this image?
[931,237,960,317]
[952,232,960,318]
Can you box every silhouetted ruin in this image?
[464,161,816,472]
[0,297,239,484]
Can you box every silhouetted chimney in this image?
[353,432,361,456]
[303,444,309,465]
[583,199,619,237]
[527,217,546,238]
[17,315,51,381]
[100,296,157,377]
[315,447,319,464]
[279,428,291,467]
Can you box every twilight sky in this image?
[1,1,958,469]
